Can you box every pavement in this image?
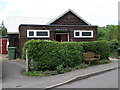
[2,55,120,89]
[45,58,119,89]
[57,69,118,88]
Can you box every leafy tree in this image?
[98,25,118,41]
[0,21,7,36]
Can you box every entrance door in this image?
[61,34,68,41]
[55,33,68,42]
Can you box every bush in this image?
[56,64,65,74]
[81,41,110,59]
[64,67,73,72]
[23,40,110,71]
[61,42,83,67]
[109,49,118,58]
[74,63,89,69]
[23,40,83,71]
[97,59,111,64]
[118,42,120,46]
[108,39,119,51]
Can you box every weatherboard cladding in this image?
[50,10,89,25]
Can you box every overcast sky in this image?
[0,0,119,26]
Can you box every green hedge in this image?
[108,39,119,51]
[61,42,83,67]
[23,40,110,71]
[81,41,110,59]
[23,40,83,71]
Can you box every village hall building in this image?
[8,10,98,57]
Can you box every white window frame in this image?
[27,30,50,38]
[36,30,50,38]
[27,30,35,38]
[74,30,93,38]
[74,30,81,38]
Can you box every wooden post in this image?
[26,49,29,72]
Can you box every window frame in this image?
[27,30,35,37]
[27,30,50,38]
[74,30,93,38]
[36,30,50,38]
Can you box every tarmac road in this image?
[0,60,2,89]
[2,60,30,88]
[2,60,49,88]
[56,68,118,88]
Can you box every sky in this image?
[0,0,119,27]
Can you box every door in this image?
[55,33,68,42]
[2,39,8,54]
[61,34,68,41]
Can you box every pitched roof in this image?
[6,16,52,33]
[49,9,91,25]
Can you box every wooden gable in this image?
[50,10,90,25]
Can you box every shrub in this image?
[61,42,83,67]
[64,67,73,72]
[118,42,120,46]
[81,41,110,59]
[56,64,65,74]
[74,63,89,69]
[23,40,110,71]
[108,39,119,51]
[23,40,83,71]
[109,49,118,58]
[23,40,63,70]
[97,59,111,64]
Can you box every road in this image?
[56,68,119,88]
[2,60,30,88]
[0,60,2,89]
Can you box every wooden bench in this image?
[83,52,100,65]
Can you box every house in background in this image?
[7,9,98,57]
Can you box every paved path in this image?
[2,59,119,88]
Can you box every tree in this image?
[0,21,7,36]
[98,25,118,41]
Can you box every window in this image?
[27,30,50,38]
[74,30,93,38]
[36,31,48,36]
[36,30,49,37]
[27,30,35,37]
[29,31,34,36]
[75,32,80,36]
[82,32,91,36]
